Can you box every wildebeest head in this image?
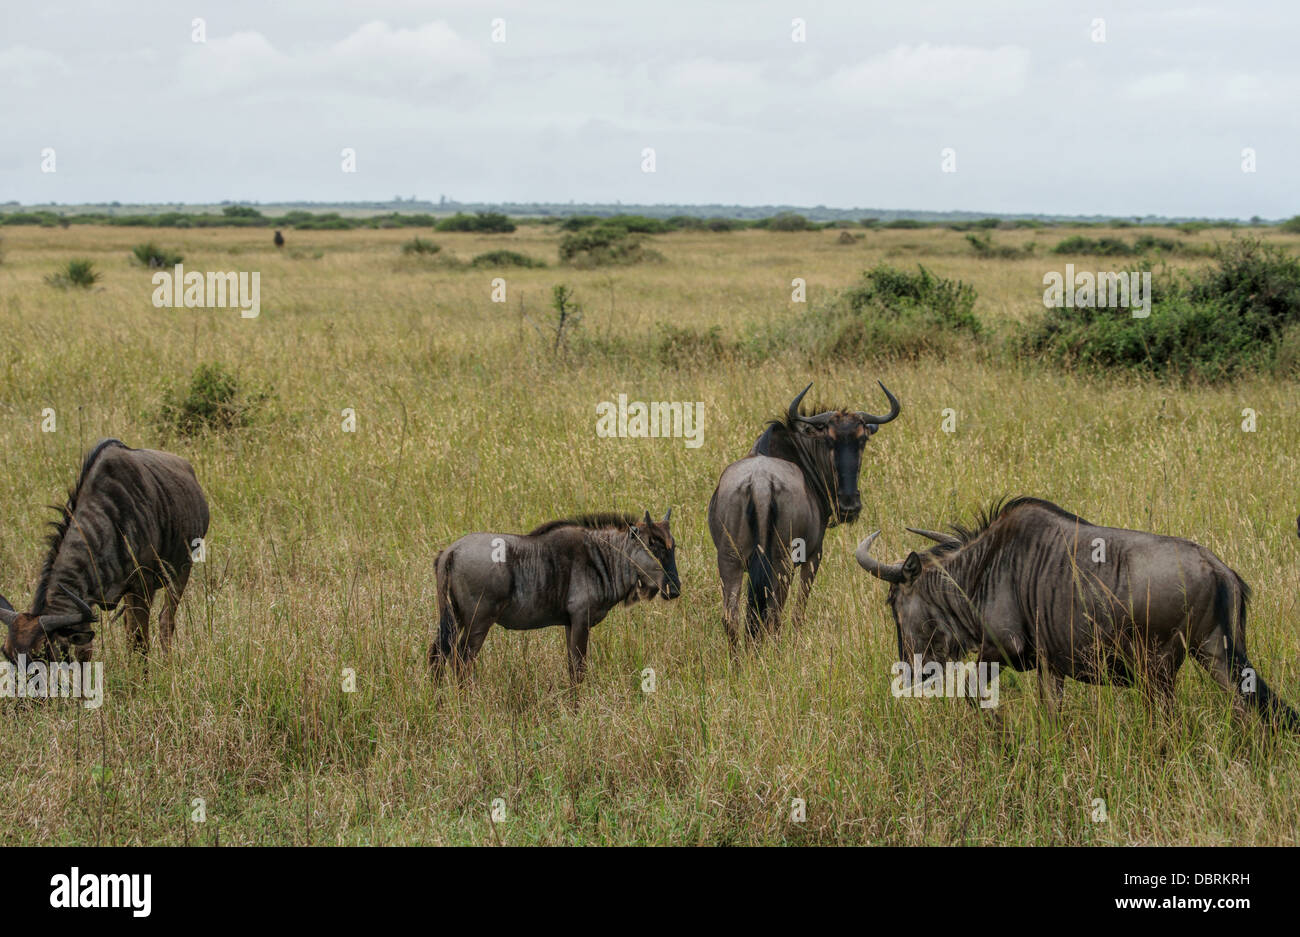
[0,584,96,663]
[628,509,682,601]
[854,530,974,667]
[782,381,900,526]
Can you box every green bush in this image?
[470,249,546,268]
[765,212,813,232]
[45,258,102,289]
[1051,235,1135,256]
[131,242,183,268]
[655,323,732,367]
[1279,216,1300,234]
[401,237,441,255]
[558,228,660,267]
[1024,237,1300,380]
[160,363,266,436]
[750,263,982,362]
[965,232,1034,259]
[435,212,516,234]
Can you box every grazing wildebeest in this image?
[855,497,1300,731]
[708,381,900,651]
[0,439,209,664]
[429,511,680,689]
[273,230,285,248]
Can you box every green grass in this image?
[0,223,1298,844]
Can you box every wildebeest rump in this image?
[855,497,1299,730]
[429,510,680,687]
[0,439,209,663]
[708,381,899,651]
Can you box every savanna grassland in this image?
[1,221,1298,845]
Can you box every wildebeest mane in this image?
[931,496,1090,556]
[754,415,837,519]
[527,512,640,537]
[33,438,128,614]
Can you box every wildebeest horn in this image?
[906,526,958,545]
[0,594,16,627]
[662,507,672,525]
[38,584,96,631]
[856,381,901,426]
[788,382,835,425]
[855,531,907,583]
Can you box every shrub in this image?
[1024,237,1300,380]
[401,237,441,255]
[160,363,265,436]
[655,323,731,367]
[752,263,982,362]
[1279,216,1300,234]
[883,219,925,229]
[45,258,102,289]
[765,212,813,232]
[131,242,183,268]
[435,211,516,234]
[965,232,1034,259]
[1051,235,1135,256]
[470,249,546,268]
[558,227,660,267]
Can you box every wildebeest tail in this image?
[430,549,457,667]
[1216,573,1300,732]
[744,493,779,631]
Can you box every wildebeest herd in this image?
[2,383,1297,732]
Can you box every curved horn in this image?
[787,382,814,425]
[855,531,907,583]
[38,584,96,631]
[906,527,958,545]
[787,382,835,425]
[662,507,672,525]
[0,594,17,627]
[856,381,901,426]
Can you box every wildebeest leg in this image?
[789,551,820,630]
[451,617,490,684]
[158,563,191,653]
[122,591,154,661]
[718,555,744,657]
[565,618,590,689]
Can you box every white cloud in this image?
[1124,71,1189,99]
[829,43,1030,108]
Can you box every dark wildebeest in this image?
[0,439,209,664]
[708,381,900,651]
[429,511,680,689]
[273,230,285,248]
[855,497,1300,730]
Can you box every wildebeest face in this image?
[629,510,682,601]
[0,589,96,664]
[856,533,966,667]
[786,381,900,526]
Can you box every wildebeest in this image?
[708,381,900,651]
[273,230,285,248]
[855,497,1299,730]
[0,439,209,664]
[429,511,680,688]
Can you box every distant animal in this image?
[708,381,900,651]
[273,230,285,248]
[0,439,209,664]
[855,497,1300,731]
[429,511,680,688]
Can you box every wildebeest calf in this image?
[856,497,1299,731]
[429,511,680,688]
[0,439,209,663]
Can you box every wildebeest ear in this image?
[643,510,654,527]
[0,595,16,627]
[662,507,672,526]
[901,552,923,583]
[865,424,879,435]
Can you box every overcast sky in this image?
[1,1,1296,217]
